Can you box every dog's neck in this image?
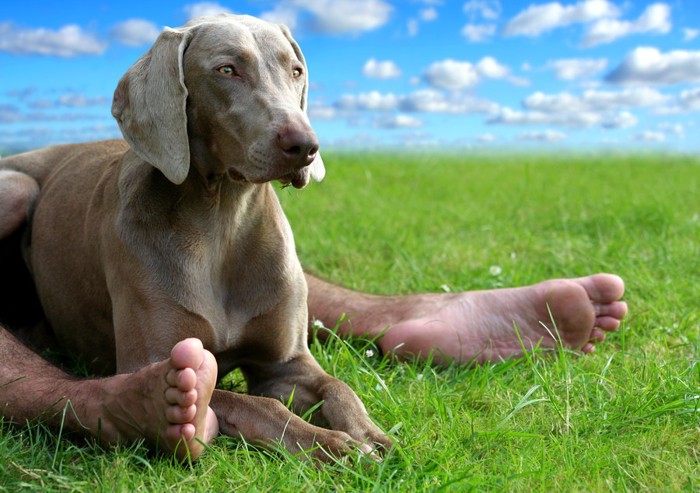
[119,150,275,237]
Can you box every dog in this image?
[0,14,391,460]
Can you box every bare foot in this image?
[373,274,627,365]
[92,338,219,459]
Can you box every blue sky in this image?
[0,0,698,153]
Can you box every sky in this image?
[0,0,699,154]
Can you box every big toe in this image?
[170,338,205,370]
[577,274,625,303]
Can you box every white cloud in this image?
[606,47,700,86]
[400,89,498,114]
[407,4,438,37]
[504,1,672,47]
[57,94,110,107]
[6,88,38,100]
[183,2,233,20]
[363,59,402,79]
[0,104,24,123]
[633,130,666,142]
[602,111,638,129]
[582,3,671,47]
[678,87,700,110]
[398,90,447,112]
[504,0,620,37]
[28,99,53,110]
[420,8,438,21]
[523,92,587,113]
[479,57,531,85]
[653,87,700,114]
[6,89,114,114]
[374,114,424,128]
[336,91,399,111]
[325,132,384,148]
[489,107,601,127]
[423,57,522,89]
[582,87,668,109]
[111,19,161,47]
[0,22,107,57]
[463,0,501,20]
[0,124,121,149]
[334,89,497,115]
[476,57,509,78]
[461,23,496,42]
[461,0,499,41]
[262,0,394,36]
[424,59,480,90]
[548,58,608,80]
[308,103,337,120]
[522,87,668,114]
[0,106,104,124]
[287,0,393,35]
[397,131,440,148]
[476,132,496,142]
[260,5,299,30]
[583,87,668,110]
[658,122,684,135]
[684,28,699,42]
[518,130,568,142]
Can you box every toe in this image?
[165,387,197,406]
[590,328,606,342]
[609,301,628,319]
[165,424,185,442]
[179,423,195,442]
[595,316,622,331]
[166,404,197,424]
[166,367,197,391]
[581,342,596,353]
[578,274,625,303]
[165,423,195,444]
[595,301,627,319]
[170,338,205,370]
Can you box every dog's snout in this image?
[278,124,319,168]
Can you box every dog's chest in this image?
[183,221,307,363]
[206,262,307,370]
[121,181,306,366]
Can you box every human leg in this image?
[306,273,627,365]
[0,329,218,460]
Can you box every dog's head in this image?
[111,14,325,188]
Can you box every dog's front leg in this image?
[211,389,374,461]
[243,353,393,452]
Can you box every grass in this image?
[2,152,699,491]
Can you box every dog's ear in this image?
[112,28,192,185]
[279,24,325,183]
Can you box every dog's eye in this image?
[292,67,303,78]
[217,65,238,77]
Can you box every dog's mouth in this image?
[278,168,309,189]
[227,167,246,183]
[227,166,309,189]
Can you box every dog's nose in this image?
[277,125,319,168]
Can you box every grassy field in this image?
[1,152,699,491]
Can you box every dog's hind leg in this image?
[0,169,49,343]
[0,170,39,240]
